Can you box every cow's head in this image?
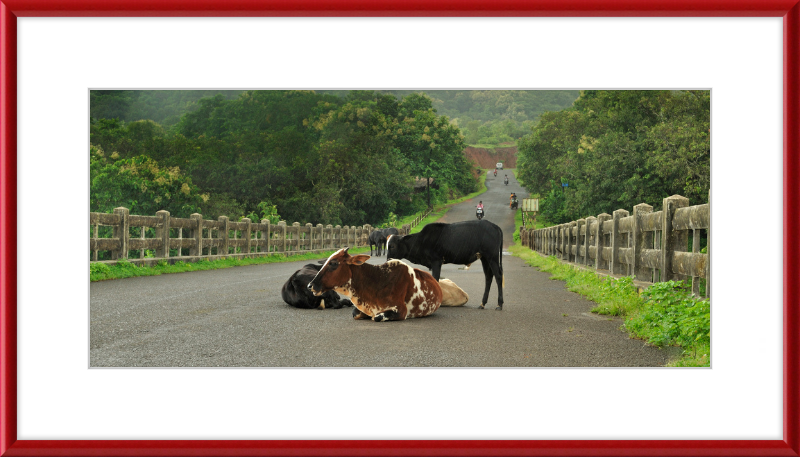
[307,247,370,296]
[385,234,408,262]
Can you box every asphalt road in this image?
[90,171,678,367]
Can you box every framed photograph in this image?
[2,1,798,456]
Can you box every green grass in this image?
[507,245,710,367]
[90,246,371,282]
[468,142,517,149]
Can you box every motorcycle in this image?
[511,199,518,210]
[476,207,484,220]
[493,169,497,177]
[504,177,509,185]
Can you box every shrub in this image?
[625,280,711,348]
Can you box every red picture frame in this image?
[1,1,798,456]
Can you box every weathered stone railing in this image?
[519,195,709,297]
[90,208,401,267]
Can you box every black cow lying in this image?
[368,227,400,256]
[281,263,353,309]
[386,220,504,310]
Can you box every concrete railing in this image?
[519,194,709,297]
[90,207,431,267]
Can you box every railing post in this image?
[304,223,312,251]
[156,210,170,259]
[218,216,229,257]
[242,218,252,257]
[566,221,575,262]
[661,195,690,282]
[633,203,654,282]
[584,217,595,266]
[611,209,628,275]
[547,226,552,255]
[112,207,129,260]
[575,219,585,264]
[596,213,611,271]
[262,219,271,254]
[190,213,203,257]
[291,222,301,254]
[278,221,287,254]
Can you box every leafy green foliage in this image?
[626,280,711,349]
[517,90,710,224]
[91,90,478,226]
[330,90,580,145]
[90,144,206,218]
[244,202,281,224]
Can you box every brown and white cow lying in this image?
[307,247,443,322]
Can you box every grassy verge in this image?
[468,143,517,149]
[90,246,371,282]
[508,245,711,367]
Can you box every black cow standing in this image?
[368,227,400,256]
[386,220,504,310]
[281,263,353,309]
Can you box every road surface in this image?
[90,171,678,367]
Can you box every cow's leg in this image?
[373,309,401,322]
[352,308,370,320]
[478,257,492,309]
[431,260,443,281]
[490,258,504,310]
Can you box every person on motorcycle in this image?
[493,168,497,177]
[504,174,509,185]
[476,200,485,219]
[510,193,516,208]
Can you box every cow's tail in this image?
[500,226,505,288]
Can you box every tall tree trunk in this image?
[427,176,431,209]
[426,149,432,209]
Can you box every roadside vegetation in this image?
[508,246,711,367]
[90,246,372,282]
[516,90,710,225]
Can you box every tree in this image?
[517,90,710,223]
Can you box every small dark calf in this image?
[281,263,353,310]
[368,227,400,256]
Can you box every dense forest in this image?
[91,90,579,146]
[319,90,579,146]
[516,90,711,224]
[90,90,477,227]
[90,90,243,126]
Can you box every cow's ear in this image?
[348,254,371,265]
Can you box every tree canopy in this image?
[516,90,710,223]
[90,90,477,226]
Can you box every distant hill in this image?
[319,90,580,146]
[90,90,243,126]
[92,89,580,144]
